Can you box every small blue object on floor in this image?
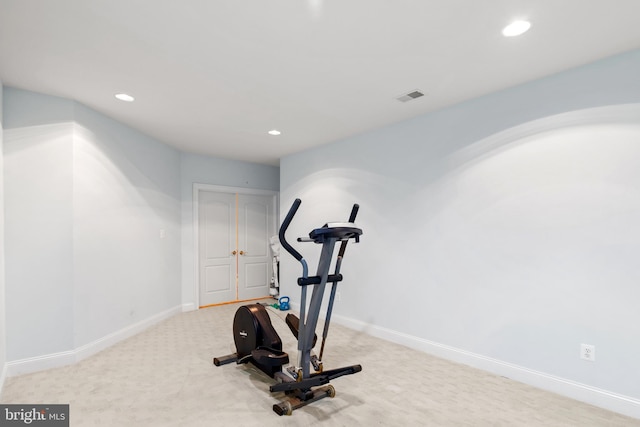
[278,296,290,311]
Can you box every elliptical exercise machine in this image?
[213,198,363,416]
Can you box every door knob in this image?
[232,250,237,255]
[239,250,246,256]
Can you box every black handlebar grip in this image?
[338,203,360,258]
[279,199,304,261]
[348,204,360,223]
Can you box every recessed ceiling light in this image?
[268,130,281,136]
[502,20,531,37]
[115,93,135,102]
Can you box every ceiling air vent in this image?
[396,90,425,103]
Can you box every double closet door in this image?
[198,190,277,307]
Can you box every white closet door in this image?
[198,191,236,306]
[237,194,276,300]
[198,191,276,306]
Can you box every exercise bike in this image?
[213,198,363,416]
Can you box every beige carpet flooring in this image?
[2,300,639,426]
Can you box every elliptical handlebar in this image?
[348,204,359,223]
[279,198,304,262]
[337,204,359,257]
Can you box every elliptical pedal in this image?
[285,313,317,347]
[251,347,289,367]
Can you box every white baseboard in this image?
[5,305,182,378]
[330,312,640,420]
[5,350,76,378]
[182,302,196,312]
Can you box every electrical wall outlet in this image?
[580,344,595,361]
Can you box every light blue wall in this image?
[3,89,75,360]
[72,103,182,346]
[2,87,278,364]
[280,49,640,413]
[0,80,6,388]
[180,153,279,192]
[3,87,181,359]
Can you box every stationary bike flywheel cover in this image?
[233,306,260,359]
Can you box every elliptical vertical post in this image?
[299,237,337,379]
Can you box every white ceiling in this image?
[2,1,640,166]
